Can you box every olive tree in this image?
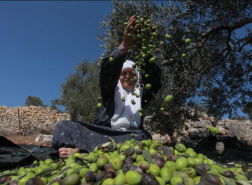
[243,102,252,120]
[57,59,101,122]
[25,95,47,107]
[97,0,252,135]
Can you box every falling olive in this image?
[165,34,172,40]
[149,57,155,63]
[109,57,114,63]
[145,84,151,90]
[185,38,191,44]
[97,103,102,108]
[181,53,186,58]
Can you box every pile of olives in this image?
[0,137,252,185]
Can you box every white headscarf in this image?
[111,60,142,131]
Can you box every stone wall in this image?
[0,106,70,135]
[1,105,251,146]
[184,118,252,141]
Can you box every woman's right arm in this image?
[100,16,138,100]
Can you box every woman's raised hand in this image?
[120,16,139,55]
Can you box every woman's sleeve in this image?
[141,61,162,108]
[100,47,126,100]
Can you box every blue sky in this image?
[0,1,113,108]
[0,1,250,118]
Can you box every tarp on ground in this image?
[0,136,58,170]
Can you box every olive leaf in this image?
[162,146,173,158]
[0,172,17,178]
[236,180,252,185]
[220,175,237,185]
[102,137,116,149]
[143,150,153,164]
[109,137,116,150]
[59,167,71,175]
[35,167,60,177]
[134,167,144,174]
[218,173,237,185]
[102,142,112,147]
[69,166,85,175]
[47,169,68,185]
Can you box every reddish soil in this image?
[3,133,52,147]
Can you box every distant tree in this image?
[187,100,209,114]
[243,102,252,120]
[96,0,252,135]
[58,58,101,122]
[230,115,248,121]
[25,95,47,107]
[50,99,63,113]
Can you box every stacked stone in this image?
[0,106,70,134]
[145,107,252,145]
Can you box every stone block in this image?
[188,128,199,138]
[200,112,208,120]
[198,128,208,137]
[152,134,161,140]
[195,119,207,128]
[216,142,225,154]
[216,125,228,135]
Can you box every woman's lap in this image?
[52,120,152,152]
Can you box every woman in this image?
[52,16,161,158]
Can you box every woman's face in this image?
[120,68,136,90]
